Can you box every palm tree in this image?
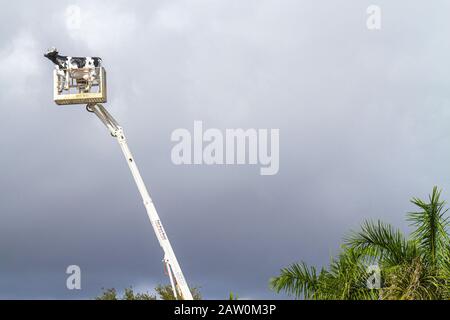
[270,186,450,300]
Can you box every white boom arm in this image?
[87,103,193,300]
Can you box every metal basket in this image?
[53,67,107,105]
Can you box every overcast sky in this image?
[1,0,450,299]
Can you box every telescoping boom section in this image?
[86,103,193,300]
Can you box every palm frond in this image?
[269,262,319,299]
[408,186,449,267]
[345,220,417,266]
[323,247,379,300]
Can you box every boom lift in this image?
[45,48,193,300]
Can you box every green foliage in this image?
[228,292,239,300]
[96,288,119,300]
[270,262,319,299]
[154,284,202,300]
[96,284,202,300]
[408,186,449,267]
[271,186,450,300]
[123,287,157,300]
[96,287,156,300]
[270,248,378,300]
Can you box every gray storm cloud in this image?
[1,0,450,298]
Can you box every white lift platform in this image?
[53,67,107,105]
[46,49,193,300]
